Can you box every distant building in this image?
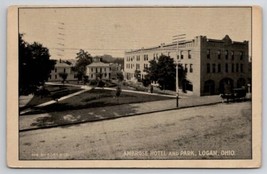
[48,60,77,82]
[86,62,111,80]
[124,35,250,96]
[86,60,122,80]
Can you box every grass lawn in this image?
[42,88,173,112]
[21,85,82,110]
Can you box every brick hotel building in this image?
[124,35,250,96]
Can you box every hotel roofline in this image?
[125,35,248,54]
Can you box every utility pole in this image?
[173,34,186,108]
[57,22,65,59]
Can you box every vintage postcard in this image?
[7,6,262,168]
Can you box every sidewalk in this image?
[19,83,92,115]
[20,95,222,131]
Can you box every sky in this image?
[19,7,252,59]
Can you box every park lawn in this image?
[42,88,173,112]
[23,85,82,109]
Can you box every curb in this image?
[19,101,222,132]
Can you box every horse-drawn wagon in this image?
[220,88,247,103]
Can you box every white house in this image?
[86,62,111,80]
[49,60,77,82]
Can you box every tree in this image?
[73,49,92,82]
[144,55,187,90]
[134,70,141,82]
[83,75,89,84]
[19,34,55,95]
[113,58,124,67]
[117,72,124,82]
[144,59,158,83]
[58,72,68,84]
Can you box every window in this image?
[137,56,140,61]
[225,50,228,59]
[225,63,228,73]
[218,64,221,73]
[91,68,93,72]
[190,64,193,73]
[236,63,239,72]
[231,51,234,60]
[137,64,140,69]
[91,74,93,78]
[232,63,235,73]
[144,54,149,61]
[207,49,210,59]
[55,75,57,79]
[212,64,216,73]
[100,68,102,73]
[240,51,244,60]
[64,68,66,73]
[185,64,188,72]
[188,50,191,59]
[180,51,184,59]
[217,50,221,59]
[177,54,179,59]
[55,68,57,73]
[207,63,210,73]
[240,64,244,73]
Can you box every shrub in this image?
[89,80,98,86]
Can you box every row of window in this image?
[126,64,135,69]
[126,63,150,70]
[207,63,244,73]
[126,53,162,62]
[181,64,193,73]
[128,50,192,61]
[126,63,193,73]
[177,50,192,59]
[126,49,245,62]
[126,55,144,61]
[54,68,67,73]
[207,49,244,60]
[90,67,110,73]
[126,50,192,61]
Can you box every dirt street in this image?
[20,102,251,160]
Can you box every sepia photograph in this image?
[7,6,262,168]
